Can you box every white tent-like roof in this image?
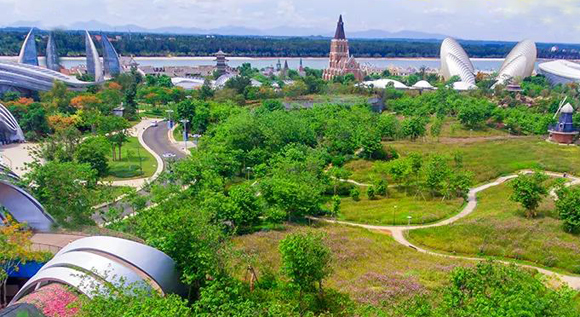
[412,80,436,90]
[360,78,409,90]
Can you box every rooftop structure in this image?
[45,32,60,72]
[17,29,38,66]
[10,236,186,305]
[322,15,365,82]
[0,103,25,143]
[440,38,475,85]
[0,62,99,93]
[101,33,121,77]
[538,60,580,85]
[495,39,537,86]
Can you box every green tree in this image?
[330,195,341,217]
[366,186,376,200]
[401,116,427,141]
[350,187,360,201]
[555,186,580,233]
[279,232,332,298]
[423,155,451,197]
[429,261,578,317]
[75,136,110,177]
[510,172,548,218]
[24,161,97,227]
[430,116,444,141]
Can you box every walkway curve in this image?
[312,170,580,290]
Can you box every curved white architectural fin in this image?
[85,31,103,83]
[18,29,39,66]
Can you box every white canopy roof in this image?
[360,78,408,89]
[452,81,477,91]
[412,80,436,90]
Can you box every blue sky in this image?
[1,0,579,43]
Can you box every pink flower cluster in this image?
[17,283,80,317]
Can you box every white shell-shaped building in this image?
[538,60,580,85]
[10,236,186,305]
[0,103,25,143]
[440,38,475,85]
[496,39,537,85]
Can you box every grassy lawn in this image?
[104,137,157,181]
[346,137,580,184]
[408,182,580,274]
[338,187,464,225]
[231,223,471,307]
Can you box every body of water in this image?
[0,56,546,72]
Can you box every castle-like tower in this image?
[322,15,365,81]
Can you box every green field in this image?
[408,182,580,274]
[104,137,157,180]
[231,223,471,308]
[338,187,464,225]
[346,137,580,184]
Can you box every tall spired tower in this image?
[322,15,365,81]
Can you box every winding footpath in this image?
[314,170,580,290]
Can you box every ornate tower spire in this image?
[334,15,346,40]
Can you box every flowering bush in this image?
[18,283,80,317]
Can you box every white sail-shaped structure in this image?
[496,40,537,86]
[17,29,39,66]
[85,31,103,82]
[440,38,475,85]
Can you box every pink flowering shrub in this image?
[17,283,80,317]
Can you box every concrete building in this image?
[322,15,365,81]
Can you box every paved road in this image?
[314,170,580,290]
[93,120,187,224]
[142,121,187,163]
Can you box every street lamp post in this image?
[393,205,397,225]
[180,119,189,151]
[407,215,412,226]
[166,110,174,129]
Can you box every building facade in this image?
[322,15,365,81]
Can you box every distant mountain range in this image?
[5,20,449,40]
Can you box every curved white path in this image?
[314,170,580,289]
